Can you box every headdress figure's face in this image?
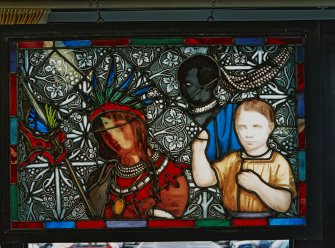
[100,114,136,153]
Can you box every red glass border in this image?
[12,221,44,229]
[184,38,233,45]
[232,218,268,226]
[147,220,195,228]
[92,39,130,46]
[18,41,45,49]
[77,220,106,229]
[297,64,305,92]
[299,182,307,216]
[266,37,304,44]
[10,74,17,116]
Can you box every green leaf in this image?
[96,89,104,104]
[132,103,142,109]
[44,103,59,128]
[120,96,135,104]
[106,87,114,101]
[110,91,123,102]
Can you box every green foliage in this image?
[96,89,104,105]
[45,103,58,128]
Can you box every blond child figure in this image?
[192,99,297,217]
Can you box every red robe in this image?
[87,152,189,219]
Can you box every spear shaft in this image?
[52,139,95,217]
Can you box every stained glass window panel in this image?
[10,37,306,230]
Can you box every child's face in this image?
[235,110,273,155]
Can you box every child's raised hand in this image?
[237,170,262,192]
[192,130,209,151]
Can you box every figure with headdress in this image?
[85,64,189,219]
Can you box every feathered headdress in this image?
[84,58,154,124]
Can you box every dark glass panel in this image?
[131,38,184,45]
[10,42,17,72]
[10,185,18,220]
[296,46,304,63]
[298,93,305,117]
[298,150,306,181]
[10,117,18,145]
[234,37,264,45]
